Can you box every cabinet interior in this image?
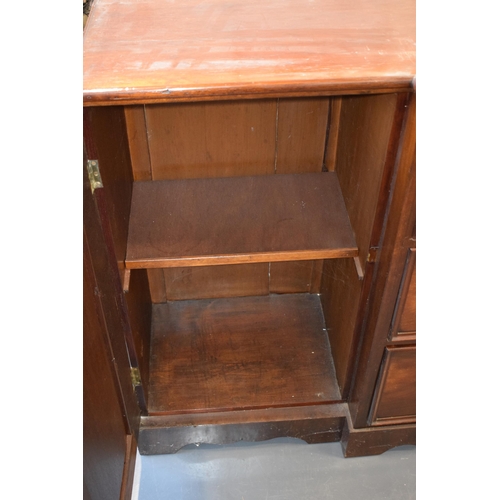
[87,92,402,421]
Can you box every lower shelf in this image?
[148,293,342,415]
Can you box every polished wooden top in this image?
[83,0,415,105]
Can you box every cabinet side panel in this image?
[348,94,415,428]
[124,105,152,180]
[324,97,342,171]
[320,258,362,394]
[335,94,397,271]
[146,100,277,179]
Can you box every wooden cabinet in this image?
[83,0,416,473]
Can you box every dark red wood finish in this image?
[348,94,416,429]
[83,0,416,463]
[341,411,415,458]
[126,173,358,268]
[369,346,416,424]
[84,231,130,500]
[139,404,348,455]
[148,294,342,414]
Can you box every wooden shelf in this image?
[126,172,357,269]
[148,293,341,415]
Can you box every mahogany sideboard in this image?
[83,0,415,494]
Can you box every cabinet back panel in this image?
[145,100,277,179]
[275,98,330,173]
[163,264,269,301]
[148,261,325,302]
[270,261,320,294]
[139,98,335,297]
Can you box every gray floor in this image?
[137,438,416,499]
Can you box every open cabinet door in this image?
[83,142,142,499]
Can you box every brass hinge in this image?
[130,367,141,387]
[367,247,379,263]
[86,159,103,194]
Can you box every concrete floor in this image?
[136,437,416,500]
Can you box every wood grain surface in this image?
[84,106,134,285]
[139,403,347,454]
[84,229,129,500]
[145,100,276,179]
[341,410,415,457]
[147,261,323,301]
[146,269,167,303]
[324,97,342,171]
[126,172,358,268]
[124,106,151,180]
[275,98,329,173]
[369,346,416,424]
[395,249,416,333]
[163,263,269,300]
[269,261,317,294]
[124,269,152,406]
[320,257,363,395]
[335,93,397,271]
[148,294,341,414]
[83,0,416,105]
[348,93,415,428]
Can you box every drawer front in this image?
[369,346,416,425]
[389,248,416,342]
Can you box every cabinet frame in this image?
[83,0,416,465]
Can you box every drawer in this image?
[369,346,416,425]
[389,248,416,342]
